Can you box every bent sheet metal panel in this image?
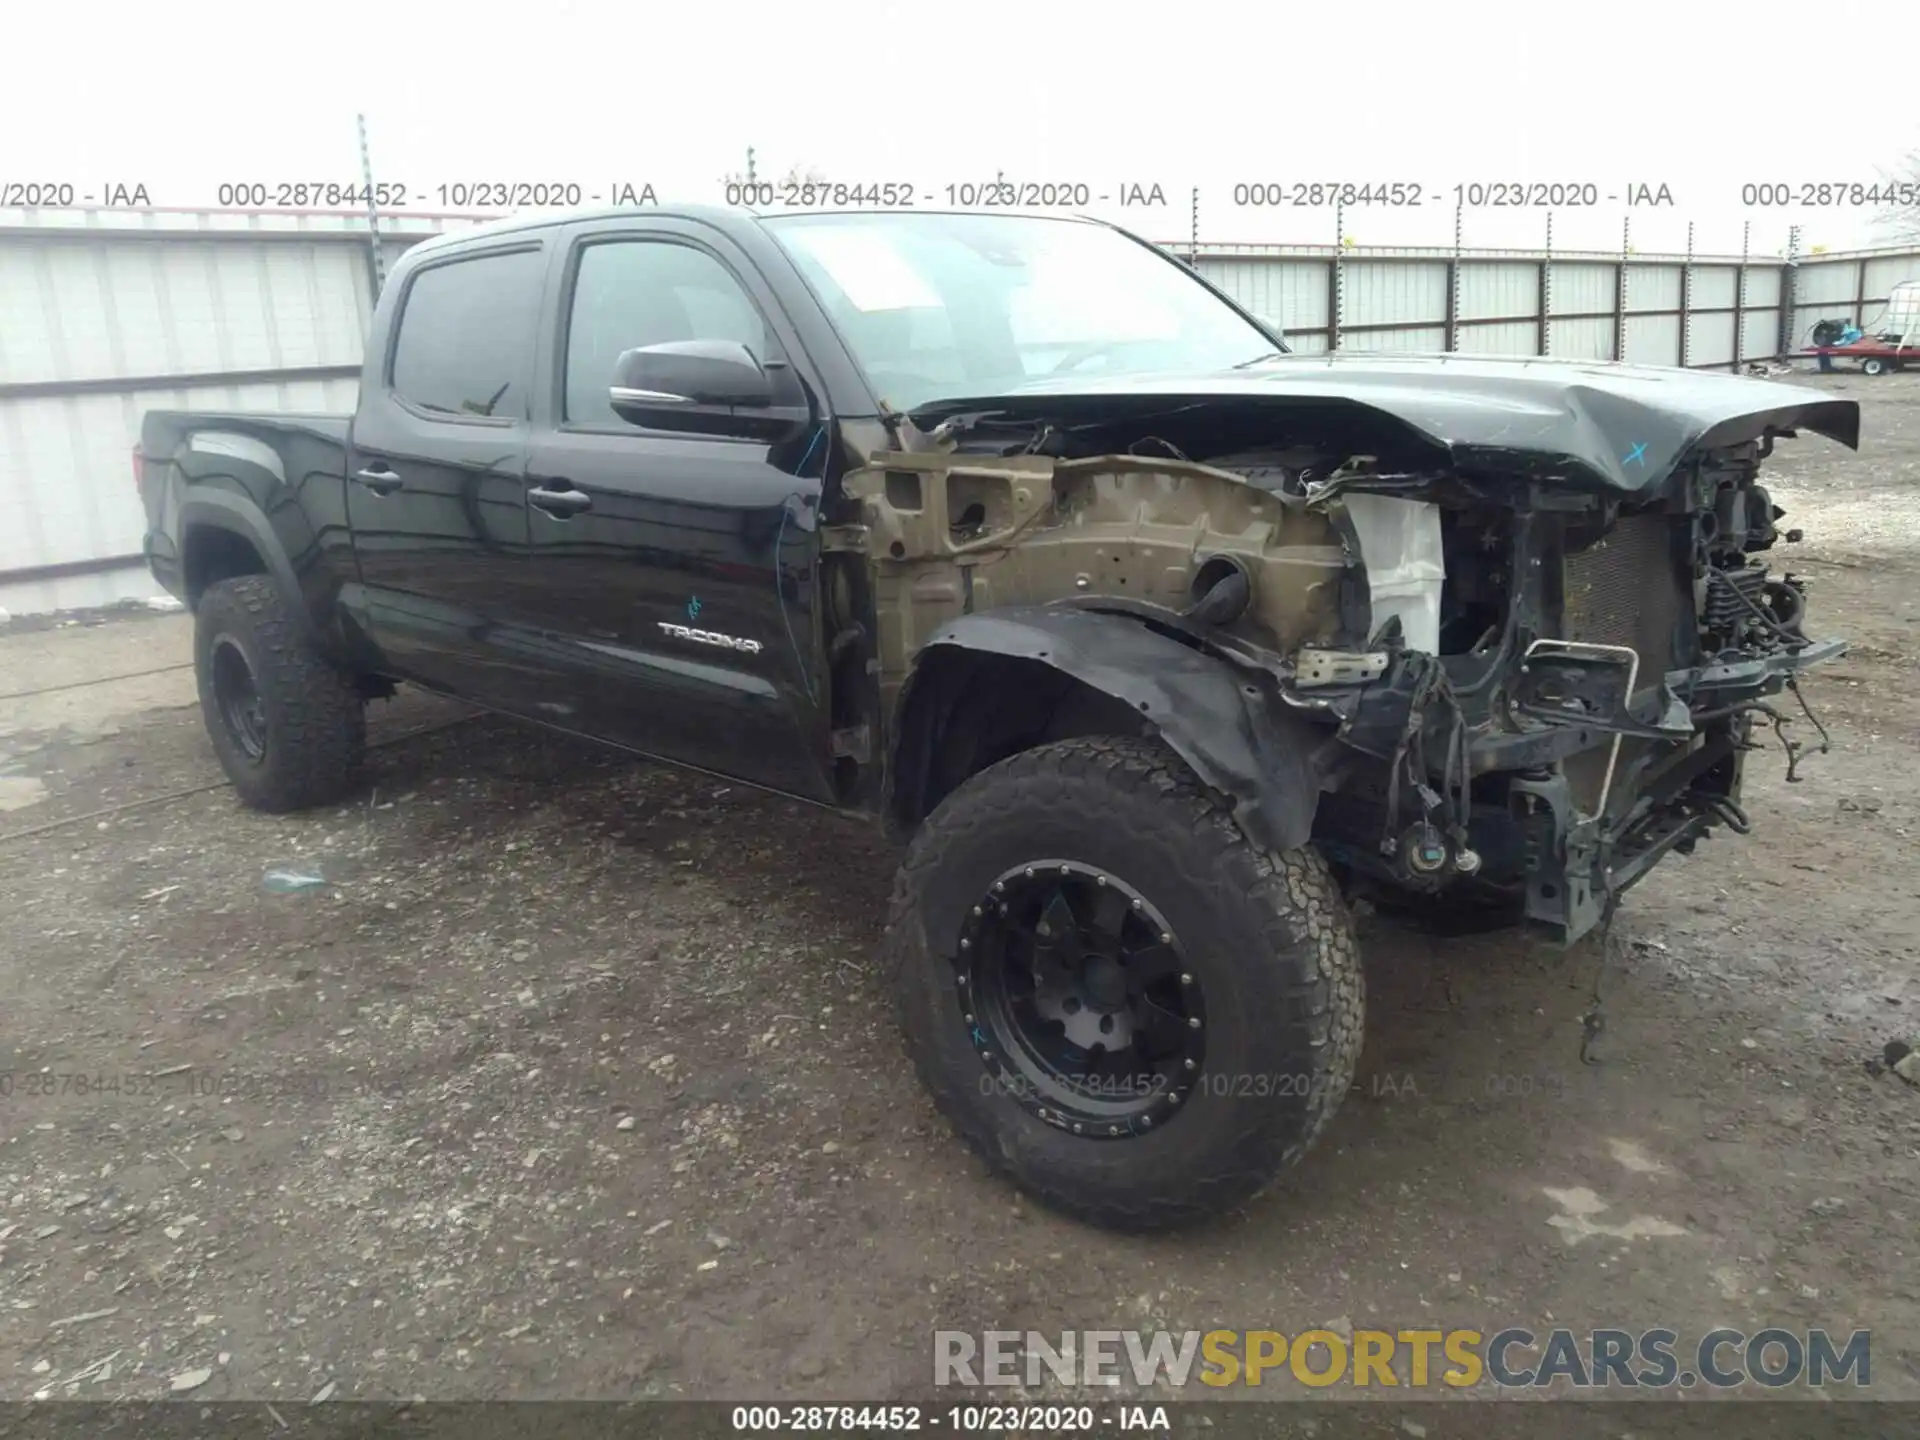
[845,452,1351,707]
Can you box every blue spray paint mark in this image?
[686,596,702,620]
[1622,441,1648,467]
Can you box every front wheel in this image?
[1862,356,1888,376]
[885,736,1364,1231]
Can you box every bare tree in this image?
[721,147,829,202]
[1870,148,1920,243]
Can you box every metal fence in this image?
[0,208,482,613]
[1189,241,1920,367]
[3,205,1918,616]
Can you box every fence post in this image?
[1189,186,1199,267]
[1732,220,1749,371]
[1679,221,1693,368]
[1328,197,1345,352]
[1613,214,1630,362]
[355,113,385,301]
[1778,224,1801,360]
[1539,212,1553,357]
[1445,201,1462,352]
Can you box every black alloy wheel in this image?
[210,636,269,762]
[886,734,1365,1230]
[959,861,1205,1137]
[193,575,366,812]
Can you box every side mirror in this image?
[608,341,809,439]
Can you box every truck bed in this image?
[138,410,355,612]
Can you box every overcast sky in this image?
[10,0,1919,257]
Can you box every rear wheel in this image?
[194,575,365,812]
[1862,356,1888,376]
[886,735,1363,1230]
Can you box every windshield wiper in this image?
[1231,350,1289,370]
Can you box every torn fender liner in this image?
[910,606,1323,853]
[907,354,1861,495]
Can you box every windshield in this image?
[763,212,1280,411]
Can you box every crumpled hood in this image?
[907,353,1861,495]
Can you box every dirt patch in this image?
[1,372,1916,1409]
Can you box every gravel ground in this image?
[0,371,1916,1418]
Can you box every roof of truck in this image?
[407,204,1105,256]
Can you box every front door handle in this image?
[352,466,404,496]
[528,485,592,517]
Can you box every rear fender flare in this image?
[892,606,1326,853]
[177,492,313,640]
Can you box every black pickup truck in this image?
[139,205,1856,1230]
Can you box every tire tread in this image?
[194,575,365,812]
[883,734,1363,1230]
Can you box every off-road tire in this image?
[885,735,1364,1231]
[194,575,365,812]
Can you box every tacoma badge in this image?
[657,621,763,655]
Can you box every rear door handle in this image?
[352,466,404,495]
[528,484,592,516]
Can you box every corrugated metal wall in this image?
[4,208,1919,618]
[0,209,460,615]
[1188,243,1920,371]
[1786,250,1920,348]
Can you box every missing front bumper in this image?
[1501,639,1844,944]
[1308,635,1846,946]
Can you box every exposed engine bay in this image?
[826,377,1855,946]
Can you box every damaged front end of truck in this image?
[842,360,1859,945]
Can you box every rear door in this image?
[515,217,835,801]
[345,240,547,708]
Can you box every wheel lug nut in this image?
[1108,1125,1120,1135]
[1185,1059,1197,1070]
[1141,1115,1151,1127]
[1180,973,1193,985]
[964,1013,974,1024]
[1131,898,1142,910]
[1188,1017,1201,1029]
[1095,875,1107,886]
[1025,868,1036,878]
[971,905,982,917]
[959,938,970,950]
[1072,1123,1083,1134]
[1159,932,1172,944]
[993,882,1005,894]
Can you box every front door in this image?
[517,222,834,802]
[345,241,546,709]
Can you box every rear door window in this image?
[390,248,545,420]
